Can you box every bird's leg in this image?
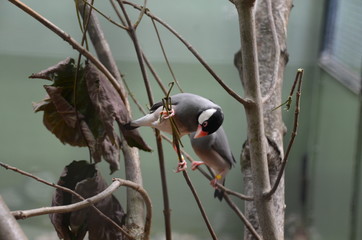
[191,161,205,170]
[175,154,187,173]
[172,144,187,172]
[160,108,175,119]
[210,169,226,188]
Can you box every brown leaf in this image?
[84,63,152,152]
[50,161,125,240]
[29,57,73,81]
[37,85,93,147]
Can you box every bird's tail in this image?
[214,179,226,201]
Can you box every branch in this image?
[235,0,280,239]
[11,180,122,219]
[77,0,147,231]
[123,1,251,106]
[264,68,304,198]
[223,194,261,240]
[0,161,134,239]
[0,196,28,240]
[182,170,218,240]
[8,0,127,105]
[115,2,173,239]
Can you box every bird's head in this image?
[194,108,224,138]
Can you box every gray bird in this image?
[189,126,235,201]
[127,93,224,137]
[126,93,224,171]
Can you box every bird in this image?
[125,93,224,171]
[189,126,235,201]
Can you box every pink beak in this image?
[194,125,208,139]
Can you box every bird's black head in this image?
[195,108,224,138]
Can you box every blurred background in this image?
[1,0,361,239]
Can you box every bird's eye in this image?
[202,121,208,127]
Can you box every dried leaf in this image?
[84,63,152,152]
[50,161,125,240]
[29,57,74,81]
[31,58,151,173]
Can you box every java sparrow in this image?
[189,126,235,201]
[126,93,224,171]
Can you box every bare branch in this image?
[123,1,251,106]
[181,170,219,240]
[11,180,122,219]
[0,161,134,239]
[8,0,127,105]
[264,68,304,198]
[223,194,261,240]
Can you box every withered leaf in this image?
[84,63,152,152]
[29,57,74,81]
[50,161,125,240]
[31,58,152,173]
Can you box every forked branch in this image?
[264,68,304,198]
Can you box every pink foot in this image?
[191,161,204,170]
[210,178,219,188]
[175,159,187,173]
[160,109,175,119]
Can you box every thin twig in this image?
[264,68,304,198]
[81,0,128,30]
[151,19,183,93]
[160,84,218,239]
[0,162,134,239]
[115,2,173,239]
[123,1,251,106]
[132,0,147,29]
[223,194,262,240]
[182,171,218,240]
[117,0,153,105]
[8,0,128,105]
[143,54,169,95]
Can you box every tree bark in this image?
[234,0,292,239]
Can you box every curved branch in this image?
[11,180,122,219]
[113,178,153,240]
[0,162,134,239]
[264,68,303,198]
[123,0,251,106]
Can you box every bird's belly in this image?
[153,118,189,137]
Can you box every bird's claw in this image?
[160,109,175,119]
[175,159,187,173]
[210,178,219,188]
[191,161,204,170]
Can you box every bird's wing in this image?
[210,129,236,168]
[149,101,163,113]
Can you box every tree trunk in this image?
[234,0,292,239]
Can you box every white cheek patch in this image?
[198,108,217,124]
